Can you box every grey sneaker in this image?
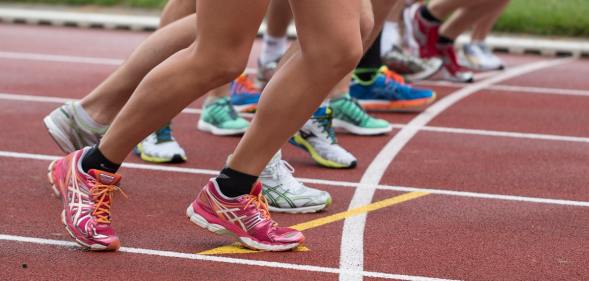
[261,151,332,213]
[382,45,442,82]
[43,102,106,153]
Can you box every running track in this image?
[1,24,589,281]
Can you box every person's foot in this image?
[290,107,357,169]
[329,93,392,135]
[135,124,187,163]
[260,151,332,213]
[43,102,106,153]
[411,5,440,59]
[198,96,250,135]
[47,148,125,251]
[230,74,262,113]
[256,58,279,86]
[460,42,505,71]
[438,43,475,83]
[382,45,443,82]
[349,66,436,111]
[186,179,305,251]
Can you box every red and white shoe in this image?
[412,5,441,59]
[437,43,474,83]
[186,179,304,251]
[47,148,125,251]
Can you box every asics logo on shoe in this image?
[98,174,116,184]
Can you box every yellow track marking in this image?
[199,243,310,255]
[198,191,429,255]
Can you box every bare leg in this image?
[471,0,510,41]
[266,0,292,37]
[80,15,196,125]
[160,0,195,27]
[99,1,268,163]
[228,0,365,175]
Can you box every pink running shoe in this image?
[47,148,125,251]
[186,179,304,251]
[412,5,441,59]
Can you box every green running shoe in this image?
[330,94,392,135]
[197,97,250,136]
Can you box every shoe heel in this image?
[47,160,61,197]
[186,205,231,236]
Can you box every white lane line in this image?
[338,57,575,281]
[0,92,204,115]
[2,92,589,144]
[0,51,258,73]
[1,50,588,97]
[0,51,123,65]
[3,149,589,208]
[417,80,589,97]
[391,125,589,144]
[0,234,456,281]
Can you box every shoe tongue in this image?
[249,181,263,196]
[89,170,122,185]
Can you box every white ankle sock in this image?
[260,34,287,65]
[381,21,400,57]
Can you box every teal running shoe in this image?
[330,93,392,135]
[197,97,249,136]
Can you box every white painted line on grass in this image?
[2,150,589,208]
[0,234,456,281]
[339,57,576,281]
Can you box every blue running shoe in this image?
[230,74,261,113]
[349,66,436,112]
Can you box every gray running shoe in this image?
[43,102,105,153]
[382,45,442,82]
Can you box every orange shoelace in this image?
[380,66,406,84]
[244,192,272,222]
[91,183,127,224]
[235,74,259,93]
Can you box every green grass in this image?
[2,0,589,37]
[494,0,589,37]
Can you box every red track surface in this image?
[1,24,588,280]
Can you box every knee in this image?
[304,36,363,76]
[187,44,249,85]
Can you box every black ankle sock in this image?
[81,145,121,174]
[355,32,382,81]
[420,6,441,23]
[216,167,258,198]
[437,35,455,45]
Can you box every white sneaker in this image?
[135,124,187,163]
[289,107,357,169]
[260,151,332,213]
[43,102,106,153]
